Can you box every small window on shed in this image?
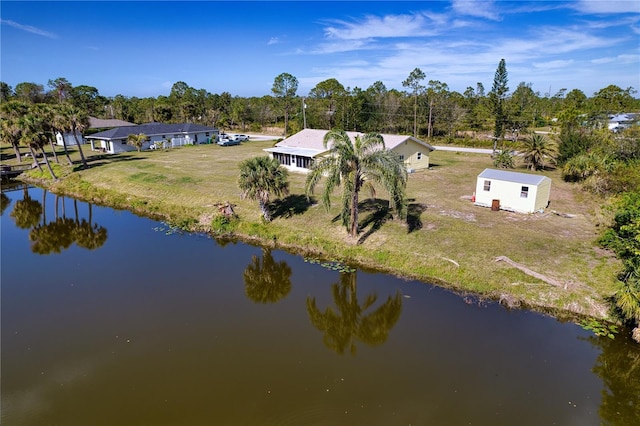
[521,186,529,198]
[483,180,491,191]
[121,140,127,145]
[417,152,422,160]
[399,155,405,161]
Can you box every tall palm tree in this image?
[305,130,407,238]
[60,104,89,168]
[306,271,403,355]
[33,104,59,164]
[18,112,58,180]
[238,156,289,221]
[0,100,29,162]
[521,133,559,171]
[51,104,74,165]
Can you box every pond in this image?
[1,185,638,425]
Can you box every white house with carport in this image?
[474,168,551,214]
[85,122,219,154]
[264,128,435,173]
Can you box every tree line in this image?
[1,68,638,140]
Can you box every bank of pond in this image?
[1,184,638,425]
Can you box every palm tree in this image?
[33,104,59,164]
[60,104,89,168]
[306,271,403,355]
[305,130,407,238]
[127,133,147,152]
[18,112,58,180]
[521,133,559,171]
[51,104,74,165]
[0,100,29,162]
[238,156,289,222]
[243,248,292,303]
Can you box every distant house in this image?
[474,168,551,214]
[608,113,638,132]
[85,122,219,154]
[263,128,435,173]
[55,116,135,147]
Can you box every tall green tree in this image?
[19,111,58,179]
[60,104,89,168]
[0,81,13,102]
[402,68,426,137]
[305,130,407,238]
[489,59,509,150]
[47,77,72,103]
[271,73,298,137]
[238,156,290,222]
[0,100,29,162]
[14,82,45,103]
[308,78,347,130]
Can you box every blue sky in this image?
[1,1,639,99]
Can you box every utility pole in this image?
[302,97,307,129]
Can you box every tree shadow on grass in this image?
[357,198,393,245]
[406,199,427,233]
[271,194,315,219]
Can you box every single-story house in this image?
[263,128,435,173]
[474,168,551,214]
[85,122,219,154]
[55,117,136,147]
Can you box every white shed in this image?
[474,168,551,213]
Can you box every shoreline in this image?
[17,170,613,325]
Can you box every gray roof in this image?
[478,168,550,186]
[89,117,136,129]
[87,122,218,140]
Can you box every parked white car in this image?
[230,134,249,141]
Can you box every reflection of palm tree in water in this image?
[10,184,42,229]
[586,331,640,424]
[243,248,292,304]
[29,194,107,254]
[73,201,107,250]
[306,271,402,355]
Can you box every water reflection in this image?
[9,186,107,255]
[306,271,403,355]
[1,192,10,215]
[243,248,292,303]
[586,331,640,424]
[9,185,42,229]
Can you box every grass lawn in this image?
[3,140,621,319]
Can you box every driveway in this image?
[433,146,493,154]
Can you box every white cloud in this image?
[323,13,441,40]
[591,53,640,64]
[1,19,57,38]
[573,0,640,14]
[267,37,279,45]
[533,60,575,69]
[451,0,501,21]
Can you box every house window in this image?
[121,140,127,145]
[483,180,491,191]
[399,155,405,161]
[205,132,210,137]
[162,135,166,139]
[417,152,422,160]
[521,186,529,198]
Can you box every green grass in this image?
[4,140,622,320]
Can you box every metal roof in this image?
[478,168,550,186]
[86,122,218,140]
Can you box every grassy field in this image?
[3,140,621,320]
